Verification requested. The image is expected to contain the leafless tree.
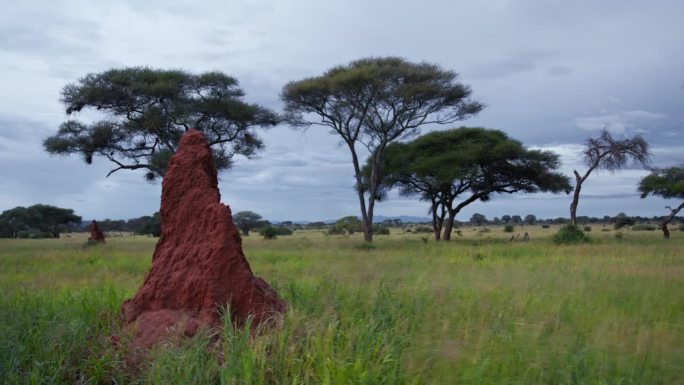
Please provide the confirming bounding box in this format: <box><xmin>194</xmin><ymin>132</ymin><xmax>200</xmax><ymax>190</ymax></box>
<box><xmin>570</xmin><ymin>128</ymin><xmax>650</xmax><ymax>224</ymax></box>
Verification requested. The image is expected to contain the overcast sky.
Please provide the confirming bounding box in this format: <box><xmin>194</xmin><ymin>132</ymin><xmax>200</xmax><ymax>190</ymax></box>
<box><xmin>0</xmin><ymin>0</ymin><xmax>682</xmax><ymax>222</ymax></box>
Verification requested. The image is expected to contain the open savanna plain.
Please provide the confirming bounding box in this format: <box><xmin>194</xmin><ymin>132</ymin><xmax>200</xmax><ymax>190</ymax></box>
<box><xmin>1</xmin><ymin>225</ymin><xmax>682</xmax><ymax>384</ymax></box>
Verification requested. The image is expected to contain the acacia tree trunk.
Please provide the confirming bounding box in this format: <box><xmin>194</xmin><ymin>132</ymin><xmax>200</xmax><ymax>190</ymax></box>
<box><xmin>661</xmin><ymin>202</ymin><xmax>684</xmax><ymax>240</ymax></box>
<box><xmin>348</xmin><ymin>142</ymin><xmax>373</xmax><ymax>242</ymax></box>
<box><xmin>442</xmin><ymin>207</ymin><xmax>457</xmax><ymax>241</ymax></box>
<box><xmin>570</xmin><ymin>170</ymin><xmax>583</xmax><ymax>225</ymax></box>
<box><xmin>430</xmin><ymin>199</ymin><xmax>446</xmax><ymax>241</ymax></box>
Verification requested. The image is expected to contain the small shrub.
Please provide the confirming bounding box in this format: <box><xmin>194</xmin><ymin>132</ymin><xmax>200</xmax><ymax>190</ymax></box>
<box><xmin>478</xmin><ymin>228</ymin><xmax>491</xmax><ymax>233</ymax></box>
<box><xmin>259</xmin><ymin>226</ymin><xmax>278</xmax><ymax>239</ymax></box>
<box><xmin>259</xmin><ymin>226</ymin><xmax>292</xmax><ymax>238</ymax></box>
<box><xmin>503</xmin><ymin>224</ymin><xmax>515</xmax><ymax>233</ymax></box>
<box><xmin>327</xmin><ymin>226</ymin><xmax>345</xmax><ymax>235</ymax></box>
<box><xmin>583</xmin><ymin>226</ymin><xmax>592</xmax><ymax>232</ymax></box>
<box><xmin>413</xmin><ymin>226</ymin><xmax>433</xmax><ymax>234</ymax></box>
<box><xmin>601</xmin><ymin>228</ymin><xmax>611</xmax><ymax>232</ymax></box>
<box><xmin>631</xmin><ymin>224</ymin><xmax>657</xmax><ymax>231</ymax></box>
<box><xmin>373</xmin><ymin>226</ymin><xmax>390</xmax><ymax>235</ymax></box>
<box><xmin>614</xmin><ymin>232</ymin><xmax>623</xmax><ymax>240</ymax></box>
<box><xmin>678</xmin><ymin>224</ymin><xmax>684</xmax><ymax>231</ymax></box>
<box><xmin>553</xmin><ymin>224</ymin><xmax>591</xmax><ymax>244</ymax></box>
<box><xmin>541</xmin><ymin>224</ymin><xmax>550</xmax><ymax>229</ymax></box>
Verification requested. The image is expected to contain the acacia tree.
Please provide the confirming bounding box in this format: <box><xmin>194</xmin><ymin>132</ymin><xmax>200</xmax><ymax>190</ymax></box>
<box><xmin>570</xmin><ymin>129</ymin><xmax>650</xmax><ymax>224</ymax></box>
<box><xmin>281</xmin><ymin>57</ymin><xmax>482</xmax><ymax>242</ymax></box>
<box><xmin>371</xmin><ymin>128</ymin><xmax>571</xmax><ymax>240</ymax></box>
<box><xmin>44</xmin><ymin>67</ymin><xmax>278</xmax><ymax>180</ymax></box>
<box><xmin>638</xmin><ymin>166</ymin><xmax>684</xmax><ymax>239</ymax></box>
<box><xmin>232</xmin><ymin>211</ymin><xmax>267</xmax><ymax>236</ymax></box>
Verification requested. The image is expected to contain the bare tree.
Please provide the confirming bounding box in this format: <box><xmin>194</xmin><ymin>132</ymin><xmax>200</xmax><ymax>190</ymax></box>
<box><xmin>570</xmin><ymin>128</ymin><xmax>650</xmax><ymax>224</ymax></box>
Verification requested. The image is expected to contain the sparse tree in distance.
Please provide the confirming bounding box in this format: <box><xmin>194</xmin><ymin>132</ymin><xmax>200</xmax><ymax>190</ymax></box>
<box><xmin>470</xmin><ymin>213</ymin><xmax>487</xmax><ymax>226</ymax></box>
<box><xmin>233</xmin><ymin>211</ymin><xmax>267</xmax><ymax>236</ymax></box>
<box><xmin>370</xmin><ymin>128</ymin><xmax>571</xmax><ymax>240</ymax></box>
<box><xmin>570</xmin><ymin>128</ymin><xmax>650</xmax><ymax>224</ymax></box>
<box><xmin>524</xmin><ymin>214</ymin><xmax>537</xmax><ymax>225</ymax></box>
<box><xmin>44</xmin><ymin>67</ymin><xmax>278</xmax><ymax>181</ymax></box>
<box><xmin>638</xmin><ymin>166</ymin><xmax>684</xmax><ymax>239</ymax></box>
<box><xmin>511</xmin><ymin>215</ymin><xmax>523</xmax><ymax>225</ymax></box>
<box><xmin>281</xmin><ymin>57</ymin><xmax>483</xmax><ymax>242</ymax></box>
<box><xmin>501</xmin><ymin>215</ymin><xmax>512</xmax><ymax>224</ymax></box>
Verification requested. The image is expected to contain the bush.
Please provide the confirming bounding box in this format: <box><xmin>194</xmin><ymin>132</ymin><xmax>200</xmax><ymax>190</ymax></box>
<box><xmin>31</xmin><ymin>231</ymin><xmax>54</xmax><ymax>239</ymax></box>
<box><xmin>413</xmin><ymin>226</ymin><xmax>433</xmax><ymax>234</ymax></box>
<box><xmin>614</xmin><ymin>232</ymin><xmax>623</xmax><ymax>240</ymax></box>
<box><xmin>327</xmin><ymin>226</ymin><xmax>345</xmax><ymax>235</ymax></box>
<box><xmin>678</xmin><ymin>224</ymin><xmax>684</xmax><ymax>231</ymax></box>
<box><xmin>503</xmin><ymin>224</ymin><xmax>515</xmax><ymax>233</ymax></box>
<box><xmin>478</xmin><ymin>228</ymin><xmax>491</xmax><ymax>233</ymax></box>
<box><xmin>583</xmin><ymin>226</ymin><xmax>592</xmax><ymax>232</ymax></box>
<box><xmin>258</xmin><ymin>225</ymin><xmax>292</xmax><ymax>239</ymax></box>
<box><xmin>260</xmin><ymin>226</ymin><xmax>278</xmax><ymax>239</ymax></box>
<box><xmin>553</xmin><ymin>224</ymin><xmax>591</xmax><ymax>244</ymax></box>
<box><xmin>631</xmin><ymin>224</ymin><xmax>657</xmax><ymax>231</ymax></box>
<box><xmin>541</xmin><ymin>224</ymin><xmax>550</xmax><ymax>229</ymax></box>
<box><xmin>373</xmin><ymin>226</ymin><xmax>390</xmax><ymax>235</ymax></box>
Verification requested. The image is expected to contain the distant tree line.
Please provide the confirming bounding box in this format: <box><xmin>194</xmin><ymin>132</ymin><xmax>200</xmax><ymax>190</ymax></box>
<box><xmin>0</xmin><ymin>205</ymin><xmax>81</xmax><ymax>238</ymax></box>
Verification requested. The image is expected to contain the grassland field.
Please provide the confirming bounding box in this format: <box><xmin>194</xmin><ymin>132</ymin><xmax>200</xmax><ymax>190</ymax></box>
<box><xmin>1</xmin><ymin>224</ymin><xmax>682</xmax><ymax>384</ymax></box>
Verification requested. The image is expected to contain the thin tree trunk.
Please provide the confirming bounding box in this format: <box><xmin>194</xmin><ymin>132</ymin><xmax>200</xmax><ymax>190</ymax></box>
<box><xmin>570</xmin><ymin>170</ymin><xmax>583</xmax><ymax>225</ymax></box>
<box><xmin>661</xmin><ymin>202</ymin><xmax>684</xmax><ymax>240</ymax></box>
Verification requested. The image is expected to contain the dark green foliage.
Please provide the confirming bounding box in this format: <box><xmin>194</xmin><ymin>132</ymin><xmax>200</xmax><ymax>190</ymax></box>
<box><xmin>583</xmin><ymin>226</ymin><xmax>592</xmax><ymax>232</ymax></box>
<box><xmin>373</xmin><ymin>226</ymin><xmax>390</xmax><ymax>235</ymax></box>
<box><xmin>258</xmin><ymin>225</ymin><xmax>293</xmax><ymax>239</ymax></box>
<box><xmin>470</xmin><ymin>213</ymin><xmax>487</xmax><ymax>226</ymax></box>
<box><xmin>282</xmin><ymin>57</ymin><xmax>483</xmax><ymax>242</ymax></box>
<box><xmin>638</xmin><ymin>166</ymin><xmax>684</xmax><ymax>199</ymax></box>
<box><xmin>369</xmin><ymin>127</ymin><xmax>571</xmax><ymax>240</ymax></box>
<box><xmin>260</xmin><ymin>226</ymin><xmax>278</xmax><ymax>239</ymax></box>
<box><xmin>333</xmin><ymin>216</ymin><xmax>364</xmax><ymax>235</ymax></box>
<box><xmin>412</xmin><ymin>226</ymin><xmax>433</xmax><ymax>233</ymax></box>
<box><xmin>631</xmin><ymin>224</ymin><xmax>657</xmax><ymax>231</ymax></box>
<box><xmin>233</xmin><ymin>211</ymin><xmax>267</xmax><ymax>236</ymax></box>
<box><xmin>44</xmin><ymin>67</ymin><xmax>278</xmax><ymax>180</ymax></box>
<box><xmin>614</xmin><ymin>213</ymin><xmax>635</xmax><ymax>230</ymax></box>
<box><xmin>140</xmin><ymin>212</ymin><xmax>161</xmax><ymax>237</ymax></box>
<box><xmin>553</xmin><ymin>224</ymin><xmax>591</xmax><ymax>244</ymax></box>
<box><xmin>503</xmin><ymin>224</ymin><xmax>515</xmax><ymax>233</ymax></box>
<box><xmin>524</xmin><ymin>214</ymin><xmax>537</xmax><ymax>225</ymax></box>
<box><xmin>327</xmin><ymin>226</ymin><xmax>346</xmax><ymax>235</ymax></box>
<box><xmin>638</xmin><ymin>166</ymin><xmax>684</xmax><ymax>239</ymax></box>
<box><xmin>0</xmin><ymin>205</ymin><xmax>81</xmax><ymax>238</ymax></box>
<box><xmin>542</xmin><ymin>224</ymin><xmax>550</xmax><ymax>229</ymax></box>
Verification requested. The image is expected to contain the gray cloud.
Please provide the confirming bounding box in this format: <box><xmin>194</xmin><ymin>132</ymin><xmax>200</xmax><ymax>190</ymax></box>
<box><xmin>1</xmin><ymin>0</ymin><xmax>683</xmax><ymax>221</ymax></box>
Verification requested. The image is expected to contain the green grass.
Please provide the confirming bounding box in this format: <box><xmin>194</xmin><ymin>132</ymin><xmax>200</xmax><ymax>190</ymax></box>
<box><xmin>0</xmin><ymin>226</ymin><xmax>682</xmax><ymax>384</ymax></box>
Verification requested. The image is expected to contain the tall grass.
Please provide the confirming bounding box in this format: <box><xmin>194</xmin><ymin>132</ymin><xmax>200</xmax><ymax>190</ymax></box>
<box><xmin>0</xmin><ymin>227</ymin><xmax>682</xmax><ymax>384</ymax></box>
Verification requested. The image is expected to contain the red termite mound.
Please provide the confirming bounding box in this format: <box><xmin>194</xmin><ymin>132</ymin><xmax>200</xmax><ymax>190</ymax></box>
<box><xmin>88</xmin><ymin>220</ymin><xmax>106</xmax><ymax>242</ymax></box>
<box><xmin>120</xmin><ymin>129</ymin><xmax>286</xmax><ymax>348</ymax></box>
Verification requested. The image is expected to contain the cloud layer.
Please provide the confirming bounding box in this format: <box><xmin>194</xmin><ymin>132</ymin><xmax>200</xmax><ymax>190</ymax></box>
<box><xmin>0</xmin><ymin>0</ymin><xmax>682</xmax><ymax>221</ymax></box>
